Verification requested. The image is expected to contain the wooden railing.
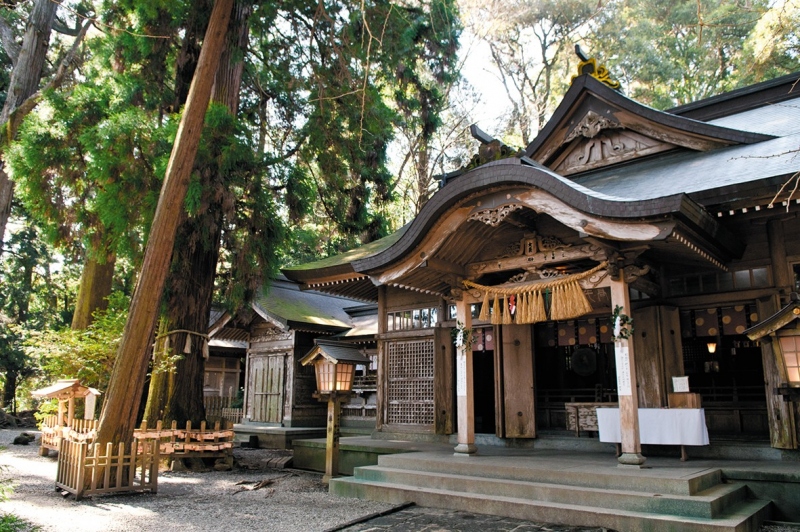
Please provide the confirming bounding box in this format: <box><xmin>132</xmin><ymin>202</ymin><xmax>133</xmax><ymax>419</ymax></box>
<box><xmin>220</xmin><ymin>407</ymin><xmax>243</xmax><ymax>425</ymax></box>
<box><xmin>134</xmin><ymin>420</ymin><xmax>234</xmax><ymax>458</ymax></box>
<box><xmin>56</xmin><ymin>437</ymin><xmax>158</xmax><ymax>500</ymax></box>
<box><xmin>39</xmin><ymin>415</ymin><xmax>99</xmax><ymax>456</ymax></box>
<box><xmin>203</xmin><ymin>396</ymin><xmax>235</xmax><ymax>423</ymax></box>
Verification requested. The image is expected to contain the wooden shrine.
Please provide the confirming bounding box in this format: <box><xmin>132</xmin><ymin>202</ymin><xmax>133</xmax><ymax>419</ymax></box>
<box><xmin>32</xmin><ymin>379</ymin><xmax>101</xmax><ymax>456</ymax></box>
<box><xmin>283</xmin><ymin>66</ymin><xmax>800</xmax><ymax>459</ymax></box>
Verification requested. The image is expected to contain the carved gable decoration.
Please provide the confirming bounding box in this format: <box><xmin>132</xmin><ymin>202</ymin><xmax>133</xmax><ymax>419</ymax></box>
<box><xmin>524</xmin><ymin>76</ymin><xmax>771</xmax><ymax>176</ymax></box>
<box><xmin>553</xmin><ymin>127</ymin><xmax>677</xmax><ymax>175</ymax></box>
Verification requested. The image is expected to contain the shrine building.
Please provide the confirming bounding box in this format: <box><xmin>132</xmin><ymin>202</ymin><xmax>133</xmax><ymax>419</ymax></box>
<box><xmin>283</xmin><ymin>65</ymin><xmax>800</xmax><ymax>462</ymax></box>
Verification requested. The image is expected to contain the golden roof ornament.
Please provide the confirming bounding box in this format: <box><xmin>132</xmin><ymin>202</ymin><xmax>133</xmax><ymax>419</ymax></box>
<box><xmin>572</xmin><ymin>45</ymin><xmax>621</xmax><ymax>90</ymax></box>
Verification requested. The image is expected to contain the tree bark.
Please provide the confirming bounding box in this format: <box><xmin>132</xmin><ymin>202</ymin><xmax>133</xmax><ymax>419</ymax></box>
<box><xmin>96</xmin><ymin>0</ymin><xmax>234</xmax><ymax>447</ymax></box>
<box><xmin>143</xmin><ymin>318</ymin><xmax>172</xmax><ymax>426</ymax></box>
<box><xmin>148</xmin><ymin>0</ymin><xmax>251</xmax><ymax>429</ymax></box>
<box><xmin>3</xmin><ymin>372</ymin><xmax>17</xmax><ymax>413</ymax></box>
<box><xmin>0</xmin><ymin>0</ymin><xmax>57</xmax><ymax>251</ymax></box>
<box><xmin>71</xmin><ymin>245</ymin><xmax>116</xmax><ymax>330</ymax></box>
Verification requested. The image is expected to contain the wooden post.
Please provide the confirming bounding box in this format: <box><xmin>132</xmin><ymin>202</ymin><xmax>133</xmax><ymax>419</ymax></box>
<box><xmin>57</xmin><ymin>399</ymin><xmax>65</xmax><ymax>426</ymax></box>
<box><xmin>67</xmin><ymin>397</ymin><xmax>75</xmax><ymax>427</ymax></box>
<box><xmin>454</xmin><ymin>299</ymin><xmax>477</xmax><ymax>455</ymax></box>
<box><xmin>610</xmin><ymin>270</ymin><xmax>645</xmax><ymax>467</ymax></box>
<box><xmin>322</xmin><ymin>392</ymin><xmax>346</xmax><ymax>483</ymax></box>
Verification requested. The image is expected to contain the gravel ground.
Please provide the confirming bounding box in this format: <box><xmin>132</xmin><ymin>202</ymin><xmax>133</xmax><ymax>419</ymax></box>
<box><xmin>0</xmin><ymin>429</ymin><xmax>395</xmax><ymax>532</ymax></box>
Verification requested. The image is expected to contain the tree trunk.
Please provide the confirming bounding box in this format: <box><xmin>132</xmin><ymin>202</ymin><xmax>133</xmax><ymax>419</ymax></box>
<box><xmin>96</xmin><ymin>0</ymin><xmax>234</xmax><ymax>447</ymax></box>
<box><xmin>143</xmin><ymin>318</ymin><xmax>172</xmax><ymax>426</ymax></box>
<box><xmin>71</xmin><ymin>249</ymin><xmax>116</xmax><ymax>330</ymax></box>
<box><xmin>3</xmin><ymin>371</ymin><xmax>17</xmax><ymax>413</ymax></box>
<box><xmin>0</xmin><ymin>0</ymin><xmax>57</xmax><ymax>253</ymax></box>
<box><xmin>157</xmin><ymin>0</ymin><xmax>251</xmax><ymax>428</ymax></box>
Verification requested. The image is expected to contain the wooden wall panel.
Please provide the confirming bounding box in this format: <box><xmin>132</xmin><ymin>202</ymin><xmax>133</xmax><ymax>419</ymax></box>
<box><xmin>631</xmin><ymin>306</ymin><xmax>665</xmax><ymax>408</ymax></box>
<box><xmin>434</xmin><ymin>327</ymin><xmax>454</xmax><ymax>435</ymax></box>
<box><xmin>501</xmin><ymin>324</ymin><xmax>536</xmax><ymax>438</ymax></box>
<box><xmin>660</xmin><ymin>306</ymin><xmax>685</xmax><ymax>392</ymax></box>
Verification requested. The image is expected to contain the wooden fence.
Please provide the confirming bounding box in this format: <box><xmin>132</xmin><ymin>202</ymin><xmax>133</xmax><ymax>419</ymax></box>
<box><xmin>134</xmin><ymin>419</ymin><xmax>234</xmax><ymax>458</ymax></box>
<box><xmin>203</xmin><ymin>396</ymin><xmax>241</xmax><ymax>424</ymax></box>
<box><xmin>220</xmin><ymin>407</ymin><xmax>243</xmax><ymax>425</ymax></box>
<box><xmin>56</xmin><ymin>437</ymin><xmax>158</xmax><ymax>500</ymax></box>
<box><xmin>39</xmin><ymin>415</ymin><xmax>99</xmax><ymax>456</ymax></box>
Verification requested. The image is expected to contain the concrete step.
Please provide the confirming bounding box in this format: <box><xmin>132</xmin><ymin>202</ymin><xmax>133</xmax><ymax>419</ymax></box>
<box><xmin>353</xmin><ymin>465</ymin><xmax>748</xmax><ymax>519</ymax></box>
<box><xmin>375</xmin><ymin>452</ymin><xmax>722</xmax><ymax>495</ymax></box>
<box><xmin>329</xmin><ymin>476</ymin><xmax>772</xmax><ymax>532</ymax></box>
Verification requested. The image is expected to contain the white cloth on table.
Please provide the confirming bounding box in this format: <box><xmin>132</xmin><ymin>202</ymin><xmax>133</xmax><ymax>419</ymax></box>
<box><xmin>596</xmin><ymin>407</ymin><xmax>709</xmax><ymax>446</ymax></box>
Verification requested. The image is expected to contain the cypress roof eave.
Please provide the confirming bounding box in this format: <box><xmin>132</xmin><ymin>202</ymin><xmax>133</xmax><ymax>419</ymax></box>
<box><xmin>350</xmin><ymin>158</ymin><xmax>741</xmax><ymax>274</ymax></box>
<box><xmin>524</xmin><ymin>75</ymin><xmax>775</xmax><ymax>165</ymax></box>
<box><xmin>282</xmin><ymin>227</ymin><xmax>408</xmax><ymax>284</ymax></box>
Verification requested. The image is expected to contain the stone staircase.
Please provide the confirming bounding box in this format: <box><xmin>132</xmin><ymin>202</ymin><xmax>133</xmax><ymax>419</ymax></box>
<box><xmin>329</xmin><ymin>451</ymin><xmax>772</xmax><ymax>532</ymax></box>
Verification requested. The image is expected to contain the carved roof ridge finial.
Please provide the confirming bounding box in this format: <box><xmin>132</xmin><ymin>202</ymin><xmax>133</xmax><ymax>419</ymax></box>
<box><xmin>572</xmin><ymin>45</ymin><xmax>621</xmax><ymax>91</ymax></box>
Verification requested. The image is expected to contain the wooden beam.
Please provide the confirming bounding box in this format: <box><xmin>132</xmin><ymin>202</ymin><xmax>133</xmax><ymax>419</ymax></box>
<box><xmin>467</xmin><ymin>243</ymin><xmax>606</xmax><ymax>277</ymax></box>
<box><xmin>420</xmin><ymin>257</ymin><xmax>466</xmax><ymax>277</ymax></box>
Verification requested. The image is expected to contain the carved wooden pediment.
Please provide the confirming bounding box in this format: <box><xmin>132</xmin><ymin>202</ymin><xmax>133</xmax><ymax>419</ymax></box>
<box><xmin>553</xmin><ymin>127</ymin><xmax>676</xmax><ymax>175</ymax></box>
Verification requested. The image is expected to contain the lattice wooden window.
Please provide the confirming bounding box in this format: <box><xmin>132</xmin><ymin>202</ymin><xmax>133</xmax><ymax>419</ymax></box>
<box><xmin>386</xmin><ymin>339</ymin><xmax>434</xmax><ymax>425</ymax></box>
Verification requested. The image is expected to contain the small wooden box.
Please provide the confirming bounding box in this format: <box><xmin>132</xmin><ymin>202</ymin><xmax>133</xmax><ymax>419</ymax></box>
<box><xmin>668</xmin><ymin>392</ymin><xmax>702</xmax><ymax>408</ymax></box>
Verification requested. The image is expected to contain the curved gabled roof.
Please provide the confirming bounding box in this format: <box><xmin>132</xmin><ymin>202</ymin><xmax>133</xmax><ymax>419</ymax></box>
<box><xmin>526</xmin><ymin>75</ymin><xmax>774</xmax><ymax>175</ymax></box>
<box><xmin>350</xmin><ymin>158</ymin><xmax>740</xmax><ymax>275</ymax></box>
<box><xmin>284</xmin><ymin>157</ymin><xmax>742</xmax><ymax>298</ymax></box>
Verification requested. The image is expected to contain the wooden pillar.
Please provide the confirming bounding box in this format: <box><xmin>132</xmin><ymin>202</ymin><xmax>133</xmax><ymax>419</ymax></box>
<box><xmin>57</xmin><ymin>399</ymin><xmax>65</xmax><ymax>426</ymax></box>
<box><xmin>67</xmin><ymin>396</ymin><xmax>75</xmax><ymax>426</ymax></box>
<box><xmin>322</xmin><ymin>393</ymin><xmax>345</xmax><ymax>483</ymax></box>
<box><xmin>610</xmin><ymin>270</ymin><xmax>645</xmax><ymax>467</ymax></box>
<box><xmin>376</xmin><ymin>285</ymin><xmax>387</xmax><ymax>431</ymax></box>
<box><xmin>767</xmin><ymin>219</ymin><xmax>792</xmax><ymax>292</ymax></box>
<box><xmin>454</xmin><ymin>299</ymin><xmax>476</xmax><ymax>454</ymax></box>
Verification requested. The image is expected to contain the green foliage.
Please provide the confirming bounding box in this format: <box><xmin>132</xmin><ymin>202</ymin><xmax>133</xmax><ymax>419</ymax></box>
<box><xmin>22</xmin><ymin>292</ymin><xmax>129</xmax><ymax>394</ymax></box>
<box><xmin>0</xmin><ymin>513</ymin><xmax>39</xmax><ymax>532</ymax></box>
<box><xmin>7</xmin><ymin>79</ymin><xmax>174</xmax><ymax>263</ymax></box>
<box><xmin>589</xmin><ymin>0</ymin><xmax>799</xmax><ymax>108</ymax></box>
<box><xmin>32</xmin><ymin>399</ymin><xmax>57</xmax><ymax>426</ymax></box>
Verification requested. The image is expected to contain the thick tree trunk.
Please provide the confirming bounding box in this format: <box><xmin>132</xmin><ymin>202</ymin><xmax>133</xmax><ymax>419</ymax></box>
<box><xmin>162</xmin><ymin>225</ymin><xmax>222</xmax><ymax>424</ymax></box>
<box><xmin>0</xmin><ymin>0</ymin><xmax>57</xmax><ymax>252</ymax></box>
<box><xmin>96</xmin><ymin>0</ymin><xmax>234</xmax><ymax>447</ymax></box>
<box><xmin>71</xmin><ymin>250</ymin><xmax>116</xmax><ymax>330</ymax></box>
<box><xmin>148</xmin><ymin>0</ymin><xmax>251</xmax><ymax>429</ymax></box>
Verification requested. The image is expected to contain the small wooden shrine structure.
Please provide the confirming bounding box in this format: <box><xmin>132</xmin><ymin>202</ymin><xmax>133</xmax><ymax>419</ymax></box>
<box><xmin>284</xmin><ymin>63</ymin><xmax>800</xmax><ymax>461</ymax></box>
<box><xmin>33</xmin><ymin>379</ymin><xmax>101</xmax><ymax>456</ymax></box>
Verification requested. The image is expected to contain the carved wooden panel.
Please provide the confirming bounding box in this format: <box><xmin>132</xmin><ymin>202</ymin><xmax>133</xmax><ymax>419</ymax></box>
<box><xmin>553</xmin><ymin>129</ymin><xmax>675</xmax><ymax>175</ymax></box>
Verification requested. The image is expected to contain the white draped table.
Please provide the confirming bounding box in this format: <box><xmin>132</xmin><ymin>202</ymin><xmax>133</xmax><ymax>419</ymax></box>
<box><xmin>596</xmin><ymin>407</ymin><xmax>709</xmax><ymax>460</ymax></box>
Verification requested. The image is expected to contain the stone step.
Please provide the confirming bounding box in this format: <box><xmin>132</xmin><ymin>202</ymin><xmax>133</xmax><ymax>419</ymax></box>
<box><xmin>354</xmin><ymin>465</ymin><xmax>748</xmax><ymax>519</ymax></box>
<box><xmin>375</xmin><ymin>451</ymin><xmax>722</xmax><ymax>495</ymax></box>
<box><xmin>329</xmin><ymin>476</ymin><xmax>772</xmax><ymax>532</ymax></box>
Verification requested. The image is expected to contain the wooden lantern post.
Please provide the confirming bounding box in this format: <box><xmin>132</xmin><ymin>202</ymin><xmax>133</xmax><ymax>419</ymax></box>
<box><xmin>300</xmin><ymin>340</ymin><xmax>371</xmax><ymax>483</ymax></box>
